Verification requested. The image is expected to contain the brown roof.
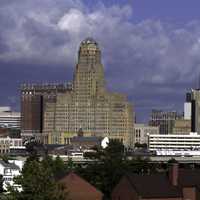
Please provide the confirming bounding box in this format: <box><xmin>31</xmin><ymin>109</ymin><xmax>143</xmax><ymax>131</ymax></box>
<box><xmin>126</xmin><ymin>173</ymin><xmax>182</xmax><ymax>198</ymax></box>
<box><xmin>59</xmin><ymin>172</ymin><xmax>103</xmax><ymax>200</ymax></box>
<box><xmin>178</xmin><ymin>169</ymin><xmax>200</xmax><ymax>187</ymax></box>
<box><xmin>124</xmin><ymin>169</ymin><xmax>200</xmax><ymax>198</ymax></box>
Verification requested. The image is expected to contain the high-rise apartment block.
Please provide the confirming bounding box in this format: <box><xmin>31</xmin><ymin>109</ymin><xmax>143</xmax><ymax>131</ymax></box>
<box><xmin>21</xmin><ymin>38</ymin><xmax>134</xmax><ymax>146</ymax></box>
<box><xmin>149</xmin><ymin>110</ymin><xmax>181</xmax><ymax>134</ymax></box>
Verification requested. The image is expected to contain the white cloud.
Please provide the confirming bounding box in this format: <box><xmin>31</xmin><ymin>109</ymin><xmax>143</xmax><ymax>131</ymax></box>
<box><xmin>1</xmin><ymin>0</ymin><xmax>200</xmax><ymax>118</ymax></box>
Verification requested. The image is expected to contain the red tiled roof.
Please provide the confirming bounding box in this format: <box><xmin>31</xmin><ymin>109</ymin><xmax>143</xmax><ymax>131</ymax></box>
<box><xmin>59</xmin><ymin>172</ymin><xmax>103</xmax><ymax>200</ymax></box>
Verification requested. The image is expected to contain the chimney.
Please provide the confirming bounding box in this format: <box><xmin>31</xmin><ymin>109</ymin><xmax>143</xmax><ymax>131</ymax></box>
<box><xmin>169</xmin><ymin>163</ymin><xmax>179</xmax><ymax>186</ymax></box>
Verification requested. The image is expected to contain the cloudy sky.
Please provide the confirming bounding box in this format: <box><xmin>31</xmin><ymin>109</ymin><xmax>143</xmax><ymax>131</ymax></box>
<box><xmin>1</xmin><ymin>0</ymin><xmax>200</xmax><ymax>122</ymax></box>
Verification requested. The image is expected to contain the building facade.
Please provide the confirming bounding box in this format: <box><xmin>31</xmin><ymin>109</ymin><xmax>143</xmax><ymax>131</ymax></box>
<box><xmin>148</xmin><ymin>132</ymin><xmax>200</xmax><ymax>153</ymax></box>
<box><xmin>0</xmin><ymin>107</ymin><xmax>20</xmax><ymax>129</ymax></box>
<box><xmin>149</xmin><ymin>110</ymin><xmax>182</xmax><ymax>135</ymax></box>
<box><xmin>172</xmin><ymin>119</ymin><xmax>191</xmax><ymax>135</ymax></box>
<box><xmin>112</xmin><ymin>165</ymin><xmax>200</xmax><ymax>200</ymax></box>
<box><xmin>21</xmin><ymin>83</ymin><xmax>71</xmax><ymax>139</ymax></box>
<box><xmin>134</xmin><ymin>124</ymin><xmax>159</xmax><ymax>146</ymax></box>
<box><xmin>0</xmin><ymin>137</ymin><xmax>25</xmax><ymax>154</ymax></box>
<box><xmin>187</xmin><ymin>89</ymin><xmax>200</xmax><ymax>133</ymax></box>
<box><xmin>21</xmin><ymin>38</ymin><xmax>134</xmax><ymax>146</ymax></box>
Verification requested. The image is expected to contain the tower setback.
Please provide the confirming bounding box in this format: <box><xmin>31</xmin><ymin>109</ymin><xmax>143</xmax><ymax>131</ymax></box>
<box><xmin>21</xmin><ymin>38</ymin><xmax>134</xmax><ymax>146</ymax></box>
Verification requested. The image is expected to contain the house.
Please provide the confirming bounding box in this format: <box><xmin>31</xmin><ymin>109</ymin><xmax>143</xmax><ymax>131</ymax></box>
<box><xmin>58</xmin><ymin>172</ymin><xmax>103</xmax><ymax>200</ymax></box>
<box><xmin>0</xmin><ymin>160</ymin><xmax>21</xmax><ymax>190</ymax></box>
<box><xmin>112</xmin><ymin>164</ymin><xmax>200</xmax><ymax>200</ymax></box>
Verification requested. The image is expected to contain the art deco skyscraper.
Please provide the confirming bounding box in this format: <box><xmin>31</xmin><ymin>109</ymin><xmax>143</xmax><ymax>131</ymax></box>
<box><xmin>23</xmin><ymin>38</ymin><xmax>134</xmax><ymax>146</ymax></box>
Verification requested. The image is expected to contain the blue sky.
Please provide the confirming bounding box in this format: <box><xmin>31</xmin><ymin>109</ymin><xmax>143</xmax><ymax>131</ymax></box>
<box><xmin>1</xmin><ymin>0</ymin><xmax>200</xmax><ymax>122</ymax></box>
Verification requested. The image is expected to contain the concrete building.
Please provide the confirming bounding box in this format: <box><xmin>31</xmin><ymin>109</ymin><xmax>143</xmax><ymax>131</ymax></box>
<box><xmin>184</xmin><ymin>92</ymin><xmax>192</xmax><ymax>120</ymax></box>
<box><xmin>21</xmin><ymin>38</ymin><xmax>134</xmax><ymax>146</ymax></box>
<box><xmin>0</xmin><ymin>137</ymin><xmax>25</xmax><ymax>154</ymax></box>
<box><xmin>148</xmin><ymin>132</ymin><xmax>200</xmax><ymax>154</ymax></box>
<box><xmin>21</xmin><ymin>83</ymin><xmax>71</xmax><ymax>140</ymax></box>
<box><xmin>0</xmin><ymin>107</ymin><xmax>20</xmax><ymax>129</ymax></box>
<box><xmin>134</xmin><ymin>124</ymin><xmax>159</xmax><ymax>146</ymax></box>
<box><xmin>172</xmin><ymin>119</ymin><xmax>191</xmax><ymax>135</ymax></box>
<box><xmin>186</xmin><ymin>89</ymin><xmax>200</xmax><ymax>133</ymax></box>
<box><xmin>149</xmin><ymin>110</ymin><xmax>182</xmax><ymax>135</ymax></box>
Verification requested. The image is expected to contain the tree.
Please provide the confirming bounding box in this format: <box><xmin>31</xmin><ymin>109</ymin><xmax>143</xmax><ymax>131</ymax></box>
<box><xmin>77</xmin><ymin>140</ymin><xmax>127</xmax><ymax>199</ymax></box>
<box><xmin>0</xmin><ymin>175</ymin><xmax>4</xmax><ymax>193</ymax></box>
<box><xmin>77</xmin><ymin>139</ymin><xmax>156</xmax><ymax>199</ymax></box>
<box><xmin>7</xmin><ymin>156</ymin><xmax>69</xmax><ymax>200</ymax></box>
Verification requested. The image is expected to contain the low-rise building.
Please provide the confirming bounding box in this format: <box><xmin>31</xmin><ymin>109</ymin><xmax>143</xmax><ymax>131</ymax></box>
<box><xmin>0</xmin><ymin>160</ymin><xmax>21</xmax><ymax>190</ymax></box>
<box><xmin>57</xmin><ymin>172</ymin><xmax>103</xmax><ymax>200</ymax></box>
<box><xmin>0</xmin><ymin>137</ymin><xmax>25</xmax><ymax>154</ymax></box>
<box><xmin>0</xmin><ymin>107</ymin><xmax>20</xmax><ymax>129</ymax></box>
<box><xmin>148</xmin><ymin>132</ymin><xmax>200</xmax><ymax>150</ymax></box>
<box><xmin>134</xmin><ymin>124</ymin><xmax>159</xmax><ymax>146</ymax></box>
<box><xmin>112</xmin><ymin>164</ymin><xmax>200</xmax><ymax>200</ymax></box>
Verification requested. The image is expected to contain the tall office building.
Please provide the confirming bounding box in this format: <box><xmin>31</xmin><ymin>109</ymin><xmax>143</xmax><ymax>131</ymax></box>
<box><xmin>188</xmin><ymin>89</ymin><xmax>200</xmax><ymax>133</ymax></box>
<box><xmin>21</xmin><ymin>83</ymin><xmax>71</xmax><ymax>139</ymax></box>
<box><xmin>21</xmin><ymin>38</ymin><xmax>134</xmax><ymax>146</ymax></box>
<box><xmin>149</xmin><ymin>110</ymin><xmax>181</xmax><ymax>135</ymax></box>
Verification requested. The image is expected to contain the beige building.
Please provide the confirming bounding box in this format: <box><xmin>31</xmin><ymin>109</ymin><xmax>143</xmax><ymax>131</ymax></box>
<box><xmin>43</xmin><ymin>38</ymin><xmax>134</xmax><ymax>146</ymax></box>
<box><xmin>172</xmin><ymin>119</ymin><xmax>191</xmax><ymax>134</ymax></box>
<box><xmin>134</xmin><ymin>123</ymin><xmax>159</xmax><ymax>145</ymax></box>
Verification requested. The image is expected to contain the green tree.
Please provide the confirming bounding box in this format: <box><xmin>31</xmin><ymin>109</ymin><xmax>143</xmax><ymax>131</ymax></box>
<box><xmin>77</xmin><ymin>139</ymin><xmax>156</xmax><ymax>199</ymax></box>
<box><xmin>7</xmin><ymin>156</ymin><xmax>69</xmax><ymax>200</ymax></box>
<box><xmin>0</xmin><ymin>175</ymin><xmax>4</xmax><ymax>193</ymax></box>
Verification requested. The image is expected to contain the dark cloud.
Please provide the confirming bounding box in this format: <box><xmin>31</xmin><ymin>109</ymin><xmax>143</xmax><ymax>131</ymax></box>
<box><xmin>0</xmin><ymin>1</ymin><xmax>200</xmax><ymax>122</ymax></box>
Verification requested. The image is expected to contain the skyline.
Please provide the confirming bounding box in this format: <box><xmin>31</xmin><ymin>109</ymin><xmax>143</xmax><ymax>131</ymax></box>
<box><xmin>1</xmin><ymin>1</ymin><xmax>200</xmax><ymax>122</ymax></box>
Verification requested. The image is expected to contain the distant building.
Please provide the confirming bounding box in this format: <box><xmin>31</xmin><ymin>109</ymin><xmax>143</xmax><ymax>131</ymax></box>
<box><xmin>0</xmin><ymin>107</ymin><xmax>20</xmax><ymax>129</ymax></box>
<box><xmin>148</xmin><ymin>132</ymin><xmax>200</xmax><ymax>155</ymax></box>
<box><xmin>172</xmin><ymin>119</ymin><xmax>191</xmax><ymax>134</ymax></box>
<box><xmin>149</xmin><ymin>110</ymin><xmax>182</xmax><ymax>134</ymax></box>
<box><xmin>57</xmin><ymin>172</ymin><xmax>103</xmax><ymax>200</ymax></box>
<box><xmin>0</xmin><ymin>137</ymin><xmax>25</xmax><ymax>154</ymax></box>
<box><xmin>186</xmin><ymin>89</ymin><xmax>200</xmax><ymax>133</ymax></box>
<box><xmin>21</xmin><ymin>83</ymin><xmax>71</xmax><ymax>139</ymax></box>
<box><xmin>0</xmin><ymin>160</ymin><xmax>21</xmax><ymax>191</ymax></box>
<box><xmin>112</xmin><ymin>164</ymin><xmax>200</xmax><ymax>200</ymax></box>
<box><xmin>134</xmin><ymin>124</ymin><xmax>159</xmax><ymax>146</ymax></box>
<box><xmin>21</xmin><ymin>38</ymin><xmax>134</xmax><ymax>146</ymax></box>
<box><xmin>71</xmin><ymin>136</ymin><xmax>102</xmax><ymax>150</ymax></box>
<box><xmin>184</xmin><ymin>92</ymin><xmax>192</xmax><ymax>120</ymax></box>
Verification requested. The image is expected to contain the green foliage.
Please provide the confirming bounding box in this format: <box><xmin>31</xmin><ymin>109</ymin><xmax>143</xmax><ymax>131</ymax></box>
<box><xmin>7</xmin><ymin>155</ymin><xmax>69</xmax><ymax>200</ymax></box>
<box><xmin>77</xmin><ymin>139</ymin><xmax>155</xmax><ymax>199</ymax></box>
<box><xmin>134</xmin><ymin>142</ymin><xmax>147</xmax><ymax>149</ymax></box>
<box><xmin>168</xmin><ymin>158</ymin><xmax>178</xmax><ymax>164</ymax></box>
<box><xmin>0</xmin><ymin>175</ymin><xmax>4</xmax><ymax>193</ymax></box>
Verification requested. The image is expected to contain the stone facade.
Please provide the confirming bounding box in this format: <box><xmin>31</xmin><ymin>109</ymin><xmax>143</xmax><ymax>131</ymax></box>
<box><xmin>172</xmin><ymin>119</ymin><xmax>191</xmax><ymax>134</ymax></box>
<box><xmin>149</xmin><ymin>110</ymin><xmax>182</xmax><ymax>135</ymax></box>
<box><xmin>41</xmin><ymin>38</ymin><xmax>134</xmax><ymax>146</ymax></box>
<box><xmin>134</xmin><ymin>124</ymin><xmax>159</xmax><ymax>146</ymax></box>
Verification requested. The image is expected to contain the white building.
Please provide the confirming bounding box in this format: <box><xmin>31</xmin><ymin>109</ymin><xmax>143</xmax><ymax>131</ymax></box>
<box><xmin>184</xmin><ymin>102</ymin><xmax>191</xmax><ymax>120</ymax></box>
<box><xmin>0</xmin><ymin>160</ymin><xmax>21</xmax><ymax>190</ymax></box>
<box><xmin>134</xmin><ymin>124</ymin><xmax>159</xmax><ymax>145</ymax></box>
<box><xmin>148</xmin><ymin>132</ymin><xmax>200</xmax><ymax>156</ymax></box>
<box><xmin>0</xmin><ymin>107</ymin><xmax>20</xmax><ymax>129</ymax></box>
